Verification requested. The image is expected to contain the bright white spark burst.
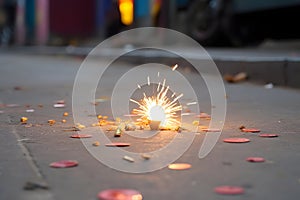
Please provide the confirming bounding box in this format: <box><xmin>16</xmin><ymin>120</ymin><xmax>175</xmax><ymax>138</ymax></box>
<box><xmin>130</xmin><ymin>80</ymin><xmax>183</xmax><ymax>128</ymax></box>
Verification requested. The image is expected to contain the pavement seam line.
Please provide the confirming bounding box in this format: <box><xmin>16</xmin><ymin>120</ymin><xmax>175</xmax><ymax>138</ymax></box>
<box><xmin>10</xmin><ymin>125</ymin><xmax>44</xmax><ymax>179</ymax></box>
<box><xmin>9</xmin><ymin>117</ymin><xmax>56</xmax><ymax>200</ymax></box>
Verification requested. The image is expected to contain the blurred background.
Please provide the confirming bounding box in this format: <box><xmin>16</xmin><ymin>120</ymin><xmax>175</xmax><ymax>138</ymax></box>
<box><xmin>1</xmin><ymin>0</ymin><xmax>300</xmax><ymax>47</ymax></box>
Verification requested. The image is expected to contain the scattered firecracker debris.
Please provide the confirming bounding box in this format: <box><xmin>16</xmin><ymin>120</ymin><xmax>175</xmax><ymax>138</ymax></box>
<box><xmin>105</xmin><ymin>143</ymin><xmax>131</xmax><ymax>147</ymax></box>
<box><xmin>63</xmin><ymin>112</ymin><xmax>69</xmax><ymax>116</ymax></box>
<box><xmin>192</xmin><ymin>120</ymin><xmax>199</xmax><ymax>126</ymax></box>
<box><xmin>53</xmin><ymin>104</ymin><xmax>65</xmax><ymax>108</ymax></box>
<box><xmin>70</xmin><ymin>134</ymin><xmax>92</xmax><ymax>139</ymax></box>
<box><xmin>195</xmin><ymin>112</ymin><xmax>211</xmax><ymax>119</ymax></box>
<box><xmin>259</xmin><ymin>133</ymin><xmax>279</xmax><ymax>138</ymax></box>
<box><xmin>62</xmin><ymin>127</ymin><xmax>80</xmax><ymax>132</ymax></box>
<box><xmin>50</xmin><ymin>160</ymin><xmax>78</xmax><ymax>168</ymax></box>
<box><xmin>242</xmin><ymin>128</ymin><xmax>260</xmax><ymax>133</ymax></box>
<box><xmin>246</xmin><ymin>157</ymin><xmax>265</xmax><ymax>163</ymax></box>
<box><xmin>24</xmin><ymin>124</ymin><xmax>33</xmax><ymax>128</ymax></box>
<box><xmin>114</xmin><ymin>128</ymin><xmax>122</xmax><ymax>137</ymax></box>
<box><xmin>55</xmin><ymin>100</ymin><xmax>65</xmax><ymax>104</ymax></box>
<box><xmin>202</xmin><ymin>128</ymin><xmax>221</xmax><ymax>132</ymax></box>
<box><xmin>20</xmin><ymin>117</ymin><xmax>28</xmax><ymax>124</ymax></box>
<box><xmin>224</xmin><ymin>72</ymin><xmax>247</xmax><ymax>83</ymax></box>
<box><xmin>98</xmin><ymin>189</ymin><xmax>142</xmax><ymax>200</ymax></box>
<box><xmin>239</xmin><ymin>125</ymin><xmax>245</xmax><ymax>130</ymax></box>
<box><xmin>223</xmin><ymin>138</ymin><xmax>250</xmax><ymax>143</ymax></box>
<box><xmin>48</xmin><ymin>119</ymin><xmax>56</xmax><ymax>125</ymax></box>
<box><xmin>14</xmin><ymin>86</ymin><xmax>23</xmax><ymax>90</ymax></box>
<box><xmin>93</xmin><ymin>141</ymin><xmax>100</xmax><ymax>146</ymax></box>
<box><xmin>123</xmin><ymin>156</ymin><xmax>135</xmax><ymax>162</ymax></box>
<box><xmin>176</xmin><ymin>126</ymin><xmax>183</xmax><ymax>133</ymax></box>
<box><xmin>239</xmin><ymin>125</ymin><xmax>260</xmax><ymax>133</ymax></box>
<box><xmin>92</xmin><ymin>122</ymin><xmax>101</xmax><ymax>127</ymax></box>
<box><xmin>95</xmin><ymin>97</ymin><xmax>110</xmax><ymax>103</ymax></box>
<box><xmin>141</xmin><ymin>154</ymin><xmax>151</xmax><ymax>160</ymax></box>
<box><xmin>168</xmin><ymin>163</ymin><xmax>192</xmax><ymax>170</ymax></box>
<box><xmin>125</xmin><ymin>123</ymin><xmax>136</xmax><ymax>131</ymax></box>
<box><xmin>214</xmin><ymin>185</ymin><xmax>245</xmax><ymax>195</ymax></box>
<box><xmin>106</xmin><ymin>126</ymin><xmax>118</xmax><ymax>131</ymax></box>
<box><xmin>23</xmin><ymin>181</ymin><xmax>49</xmax><ymax>190</ymax></box>
<box><xmin>76</xmin><ymin>123</ymin><xmax>86</xmax><ymax>129</ymax></box>
<box><xmin>197</xmin><ymin>126</ymin><xmax>208</xmax><ymax>132</ymax></box>
<box><xmin>6</xmin><ymin>104</ymin><xmax>20</xmax><ymax>107</ymax></box>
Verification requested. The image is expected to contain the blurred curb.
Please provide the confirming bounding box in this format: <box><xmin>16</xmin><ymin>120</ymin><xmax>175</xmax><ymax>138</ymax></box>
<box><xmin>1</xmin><ymin>46</ymin><xmax>300</xmax><ymax>89</ymax></box>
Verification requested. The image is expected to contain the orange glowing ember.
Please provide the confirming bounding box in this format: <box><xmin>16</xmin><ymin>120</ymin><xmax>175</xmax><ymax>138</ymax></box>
<box><xmin>130</xmin><ymin>79</ymin><xmax>182</xmax><ymax>128</ymax></box>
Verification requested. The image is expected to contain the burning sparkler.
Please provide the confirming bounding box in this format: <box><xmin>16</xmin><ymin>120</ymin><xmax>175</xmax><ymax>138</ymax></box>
<box><xmin>130</xmin><ymin>78</ymin><xmax>183</xmax><ymax>129</ymax></box>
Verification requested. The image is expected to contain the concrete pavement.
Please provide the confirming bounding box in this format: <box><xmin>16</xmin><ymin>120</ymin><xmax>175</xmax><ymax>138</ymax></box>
<box><xmin>0</xmin><ymin>53</ymin><xmax>300</xmax><ymax>200</ymax></box>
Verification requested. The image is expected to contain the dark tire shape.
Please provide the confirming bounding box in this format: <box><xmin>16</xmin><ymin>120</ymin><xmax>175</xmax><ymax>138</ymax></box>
<box><xmin>186</xmin><ymin>0</ymin><xmax>229</xmax><ymax>46</ymax></box>
<box><xmin>221</xmin><ymin>1</ymin><xmax>264</xmax><ymax>47</ymax></box>
<box><xmin>222</xmin><ymin>7</ymin><xmax>264</xmax><ymax>47</ymax></box>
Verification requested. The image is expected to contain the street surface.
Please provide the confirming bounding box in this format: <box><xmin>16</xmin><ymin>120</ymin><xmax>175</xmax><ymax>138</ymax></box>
<box><xmin>0</xmin><ymin>53</ymin><xmax>300</xmax><ymax>200</ymax></box>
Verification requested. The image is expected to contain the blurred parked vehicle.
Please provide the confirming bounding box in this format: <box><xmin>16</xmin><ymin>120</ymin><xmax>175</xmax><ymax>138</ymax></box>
<box><xmin>185</xmin><ymin>0</ymin><xmax>300</xmax><ymax>46</ymax></box>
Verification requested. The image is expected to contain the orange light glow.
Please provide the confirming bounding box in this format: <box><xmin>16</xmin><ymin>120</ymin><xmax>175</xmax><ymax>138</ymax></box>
<box><xmin>119</xmin><ymin>0</ymin><xmax>134</xmax><ymax>25</ymax></box>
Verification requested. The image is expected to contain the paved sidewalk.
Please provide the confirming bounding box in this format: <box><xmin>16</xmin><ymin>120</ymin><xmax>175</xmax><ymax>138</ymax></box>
<box><xmin>0</xmin><ymin>53</ymin><xmax>300</xmax><ymax>200</ymax></box>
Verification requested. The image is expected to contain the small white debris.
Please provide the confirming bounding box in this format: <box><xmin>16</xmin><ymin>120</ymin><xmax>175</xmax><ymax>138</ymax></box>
<box><xmin>53</xmin><ymin>104</ymin><xmax>65</xmax><ymax>108</ymax></box>
<box><xmin>123</xmin><ymin>156</ymin><xmax>135</xmax><ymax>162</ymax></box>
<box><xmin>264</xmin><ymin>83</ymin><xmax>274</xmax><ymax>89</ymax></box>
